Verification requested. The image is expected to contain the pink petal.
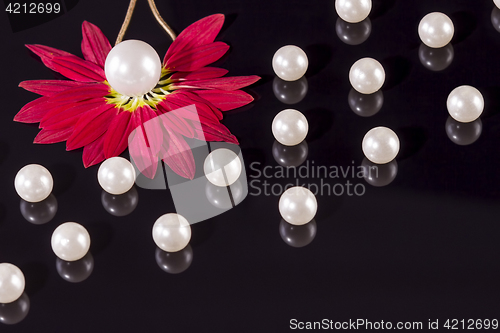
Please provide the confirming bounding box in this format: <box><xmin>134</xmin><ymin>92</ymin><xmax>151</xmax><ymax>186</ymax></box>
<box><xmin>171</xmin><ymin>75</ymin><xmax>260</xmax><ymax>91</ymax></box>
<box><xmin>166</xmin><ymin>42</ymin><xmax>229</xmax><ymax>72</ymax></box>
<box><xmin>25</xmin><ymin>44</ymin><xmax>73</xmax><ymax>71</ymax></box>
<box><xmin>140</xmin><ymin>107</ymin><xmax>163</xmax><ymax>156</ymax></box>
<box><xmin>83</xmin><ymin>135</ymin><xmax>106</xmax><ymax>168</ymax></box>
<box><xmin>66</xmin><ymin>104</ymin><xmax>116</xmax><ymax>150</ymax></box>
<box><xmin>169</xmin><ymin>67</ymin><xmax>228</xmax><ymax>81</ymax></box>
<box><xmin>103</xmin><ymin>111</ymin><xmax>133</xmax><ymax>158</ymax></box>
<box><xmin>40</xmin><ymin>99</ymin><xmax>104</xmax><ymax>130</ymax></box>
<box><xmin>164</xmin><ymin>14</ymin><xmax>225</xmax><ymax>64</ymax></box>
<box><xmin>81</xmin><ymin>21</ymin><xmax>112</xmax><ymax>68</ymax></box>
<box><xmin>19</xmin><ymin>80</ymin><xmax>89</xmax><ymax>97</ymax></box>
<box><xmin>128</xmin><ymin>125</ymin><xmax>158</xmax><ymax>179</ymax></box>
<box><xmin>191</xmin><ymin>118</ymin><xmax>238</xmax><ymax>144</ymax></box>
<box><xmin>161</xmin><ymin>128</ymin><xmax>196</xmax><ymax>180</ymax></box>
<box><xmin>51</xmin><ymin>55</ymin><xmax>106</xmax><ymax>82</ymax></box>
<box><xmin>33</xmin><ymin>127</ymin><xmax>73</xmax><ymax>144</ymax></box>
<box><xmin>158</xmin><ymin>111</ymin><xmax>195</xmax><ymax>138</ymax></box>
<box><xmin>163</xmin><ymin>91</ymin><xmax>223</xmax><ymax>121</ymax></box>
<box><xmin>14</xmin><ymin>96</ymin><xmax>51</xmax><ymax>123</ymax></box>
<box><xmin>194</xmin><ymin>90</ymin><xmax>254</xmax><ymax>111</ymax></box>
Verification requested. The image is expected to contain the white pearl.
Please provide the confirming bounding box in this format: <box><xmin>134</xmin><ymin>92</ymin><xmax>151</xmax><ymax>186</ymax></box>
<box><xmin>104</xmin><ymin>40</ymin><xmax>162</xmax><ymax>97</ymax></box>
<box><xmin>447</xmin><ymin>85</ymin><xmax>484</xmax><ymax>123</ymax></box>
<box><xmin>335</xmin><ymin>0</ymin><xmax>372</xmax><ymax>23</ymax></box>
<box><xmin>272</xmin><ymin>109</ymin><xmax>309</xmax><ymax>146</ymax></box>
<box><xmin>272</xmin><ymin>45</ymin><xmax>308</xmax><ymax>81</ymax></box>
<box><xmin>152</xmin><ymin>214</ymin><xmax>191</xmax><ymax>252</ymax></box>
<box><xmin>418</xmin><ymin>12</ymin><xmax>454</xmax><ymax>48</ymax></box>
<box><xmin>496</xmin><ymin>0</ymin><xmax>500</xmax><ymax>9</ymax></box>
<box><xmin>14</xmin><ymin>164</ymin><xmax>53</xmax><ymax>203</ymax></box>
<box><xmin>204</xmin><ymin>149</ymin><xmax>242</xmax><ymax>187</ymax></box>
<box><xmin>362</xmin><ymin>126</ymin><xmax>400</xmax><ymax>164</ymax></box>
<box><xmin>98</xmin><ymin>157</ymin><xmax>136</xmax><ymax>195</ymax></box>
<box><xmin>279</xmin><ymin>186</ymin><xmax>317</xmax><ymax>226</ymax></box>
<box><xmin>349</xmin><ymin>57</ymin><xmax>385</xmax><ymax>94</ymax></box>
<box><xmin>51</xmin><ymin>222</ymin><xmax>91</xmax><ymax>262</ymax></box>
<box><xmin>0</xmin><ymin>263</ymin><xmax>25</xmax><ymax>304</ymax></box>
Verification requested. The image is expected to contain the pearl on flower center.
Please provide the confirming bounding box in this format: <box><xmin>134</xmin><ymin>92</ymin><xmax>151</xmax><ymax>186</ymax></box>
<box><xmin>104</xmin><ymin>40</ymin><xmax>162</xmax><ymax>97</ymax></box>
<box><xmin>349</xmin><ymin>57</ymin><xmax>385</xmax><ymax>94</ymax></box>
<box><xmin>14</xmin><ymin>164</ymin><xmax>53</xmax><ymax>203</ymax></box>
<box><xmin>447</xmin><ymin>85</ymin><xmax>484</xmax><ymax>123</ymax></box>
<box><xmin>152</xmin><ymin>214</ymin><xmax>191</xmax><ymax>252</ymax></box>
<box><xmin>272</xmin><ymin>45</ymin><xmax>309</xmax><ymax>81</ymax></box>
<box><xmin>418</xmin><ymin>12</ymin><xmax>454</xmax><ymax>48</ymax></box>
<box><xmin>98</xmin><ymin>157</ymin><xmax>136</xmax><ymax>195</ymax></box>
<box><xmin>272</xmin><ymin>109</ymin><xmax>309</xmax><ymax>146</ymax></box>
<box><xmin>51</xmin><ymin>222</ymin><xmax>91</xmax><ymax>262</ymax></box>
<box><xmin>0</xmin><ymin>263</ymin><xmax>25</xmax><ymax>304</ymax></box>
<box><xmin>362</xmin><ymin>126</ymin><xmax>400</xmax><ymax>164</ymax></box>
<box><xmin>335</xmin><ymin>0</ymin><xmax>372</xmax><ymax>23</ymax></box>
<box><xmin>204</xmin><ymin>148</ymin><xmax>242</xmax><ymax>187</ymax></box>
<box><xmin>279</xmin><ymin>186</ymin><xmax>317</xmax><ymax>225</ymax></box>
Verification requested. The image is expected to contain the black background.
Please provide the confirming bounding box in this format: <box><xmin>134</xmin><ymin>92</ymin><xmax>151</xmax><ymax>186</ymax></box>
<box><xmin>1</xmin><ymin>0</ymin><xmax>500</xmax><ymax>331</ymax></box>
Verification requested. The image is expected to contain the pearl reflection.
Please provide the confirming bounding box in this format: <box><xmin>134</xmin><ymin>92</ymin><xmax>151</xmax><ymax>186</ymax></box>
<box><xmin>272</xmin><ymin>77</ymin><xmax>308</xmax><ymax>104</ymax></box>
<box><xmin>272</xmin><ymin>140</ymin><xmax>308</xmax><ymax>167</ymax></box>
<box><xmin>155</xmin><ymin>245</ymin><xmax>193</xmax><ymax>274</ymax></box>
<box><xmin>0</xmin><ymin>293</ymin><xmax>29</xmax><ymax>325</ymax></box>
<box><xmin>205</xmin><ymin>179</ymin><xmax>244</xmax><ymax>210</ymax></box>
<box><xmin>361</xmin><ymin>158</ymin><xmax>398</xmax><ymax>187</ymax></box>
<box><xmin>445</xmin><ymin>116</ymin><xmax>482</xmax><ymax>146</ymax></box>
<box><xmin>335</xmin><ymin>17</ymin><xmax>372</xmax><ymax>45</ymax></box>
<box><xmin>56</xmin><ymin>252</ymin><xmax>94</xmax><ymax>283</ymax></box>
<box><xmin>348</xmin><ymin>88</ymin><xmax>384</xmax><ymax>117</ymax></box>
<box><xmin>418</xmin><ymin>43</ymin><xmax>454</xmax><ymax>72</ymax></box>
<box><xmin>279</xmin><ymin>219</ymin><xmax>317</xmax><ymax>248</ymax></box>
<box><xmin>492</xmin><ymin>6</ymin><xmax>500</xmax><ymax>33</ymax></box>
<box><xmin>101</xmin><ymin>186</ymin><xmax>138</xmax><ymax>217</ymax></box>
<box><xmin>20</xmin><ymin>194</ymin><xmax>57</xmax><ymax>225</ymax></box>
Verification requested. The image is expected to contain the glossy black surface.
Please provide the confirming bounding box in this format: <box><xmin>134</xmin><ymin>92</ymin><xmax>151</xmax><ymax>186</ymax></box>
<box><xmin>2</xmin><ymin>0</ymin><xmax>500</xmax><ymax>331</ymax></box>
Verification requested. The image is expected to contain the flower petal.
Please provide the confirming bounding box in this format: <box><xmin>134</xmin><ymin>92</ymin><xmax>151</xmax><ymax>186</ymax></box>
<box><xmin>103</xmin><ymin>111</ymin><xmax>134</xmax><ymax>158</ymax></box>
<box><xmin>19</xmin><ymin>80</ymin><xmax>89</xmax><ymax>97</ymax></box>
<box><xmin>194</xmin><ymin>90</ymin><xmax>254</xmax><ymax>111</ymax></box>
<box><xmin>165</xmin><ymin>91</ymin><xmax>223</xmax><ymax>120</ymax></box>
<box><xmin>51</xmin><ymin>55</ymin><xmax>106</xmax><ymax>82</ymax></box>
<box><xmin>166</xmin><ymin>42</ymin><xmax>229</xmax><ymax>72</ymax></box>
<box><xmin>128</xmin><ymin>125</ymin><xmax>158</xmax><ymax>179</ymax></box>
<box><xmin>171</xmin><ymin>75</ymin><xmax>260</xmax><ymax>91</ymax></box>
<box><xmin>83</xmin><ymin>135</ymin><xmax>106</xmax><ymax>168</ymax></box>
<box><xmin>66</xmin><ymin>104</ymin><xmax>116</xmax><ymax>150</ymax></box>
<box><xmin>14</xmin><ymin>96</ymin><xmax>51</xmax><ymax>123</ymax></box>
<box><xmin>81</xmin><ymin>21</ymin><xmax>112</xmax><ymax>68</ymax></box>
<box><xmin>34</xmin><ymin>127</ymin><xmax>73</xmax><ymax>144</ymax></box>
<box><xmin>169</xmin><ymin>67</ymin><xmax>228</xmax><ymax>81</ymax></box>
<box><xmin>158</xmin><ymin>112</ymin><xmax>195</xmax><ymax>138</ymax></box>
<box><xmin>161</xmin><ymin>128</ymin><xmax>196</xmax><ymax>180</ymax></box>
<box><xmin>140</xmin><ymin>107</ymin><xmax>163</xmax><ymax>156</ymax></box>
<box><xmin>25</xmin><ymin>44</ymin><xmax>73</xmax><ymax>71</ymax></box>
<box><xmin>46</xmin><ymin>84</ymin><xmax>109</xmax><ymax>105</ymax></box>
<box><xmin>191</xmin><ymin>118</ymin><xmax>238</xmax><ymax>144</ymax></box>
<box><xmin>164</xmin><ymin>14</ymin><xmax>224</xmax><ymax>64</ymax></box>
<box><xmin>40</xmin><ymin>99</ymin><xmax>104</xmax><ymax>130</ymax></box>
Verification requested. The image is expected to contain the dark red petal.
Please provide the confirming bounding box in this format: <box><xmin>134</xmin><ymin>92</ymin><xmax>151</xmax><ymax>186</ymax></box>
<box><xmin>169</xmin><ymin>67</ymin><xmax>228</xmax><ymax>81</ymax></box>
<box><xmin>163</xmin><ymin>14</ymin><xmax>224</xmax><ymax>64</ymax></box>
<box><xmin>47</xmin><ymin>84</ymin><xmax>109</xmax><ymax>105</ymax></box>
<box><xmin>194</xmin><ymin>90</ymin><xmax>254</xmax><ymax>111</ymax></box>
<box><xmin>81</xmin><ymin>21</ymin><xmax>112</xmax><ymax>68</ymax></box>
<box><xmin>161</xmin><ymin>128</ymin><xmax>196</xmax><ymax>180</ymax></box>
<box><xmin>19</xmin><ymin>80</ymin><xmax>89</xmax><ymax>97</ymax></box>
<box><xmin>51</xmin><ymin>55</ymin><xmax>106</xmax><ymax>82</ymax></box>
<box><xmin>128</xmin><ymin>125</ymin><xmax>158</xmax><ymax>179</ymax></box>
<box><xmin>159</xmin><ymin>95</ymin><xmax>220</xmax><ymax>126</ymax></box>
<box><xmin>191</xmin><ymin>118</ymin><xmax>238</xmax><ymax>144</ymax></box>
<box><xmin>25</xmin><ymin>44</ymin><xmax>73</xmax><ymax>71</ymax></box>
<box><xmin>103</xmin><ymin>111</ymin><xmax>133</xmax><ymax>158</ymax></box>
<box><xmin>33</xmin><ymin>127</ymin><xmax>73</xmax><ymax>144</ymax></box>
<box><xmin>66</xmin><ymin>104</ymin><xmax>117</xmax><ymax>150</ymax></box>
<box><xmin>166</xmin><ymin>42</ymin><xmax>229</xmax><ymax>72</ymax></box>
<box><xmin>83</xmin><ymin>135</ymin><xmax>106</xmax><ymax>168</ymax></box>
<box><xmin>171</xmin><ymin>75</ymin><xmax>261</xmax><ymax>91</ymax></box>
<box><xmin>165</xmin><ymin>91</ymin><xmax>223</xmax><ymax>120</ymax></box>
<box><xmin>40</xmin><ymin>99</ymin><xmax>104</xmax><ymax>130</ymax></box>
<box><xmin>14</xmin><ymin>96</ymin><xmax>51</xmax><ymax>123</ymax></box>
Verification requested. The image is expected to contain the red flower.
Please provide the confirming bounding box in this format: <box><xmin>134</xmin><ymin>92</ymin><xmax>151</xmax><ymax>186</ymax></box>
<box><xmin>15</xmin><ymin>14</ymin><xmax>259</xmax><ymax>179</ymax></box>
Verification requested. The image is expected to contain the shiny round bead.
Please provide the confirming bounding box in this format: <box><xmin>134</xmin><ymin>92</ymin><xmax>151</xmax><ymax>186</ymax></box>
<box><xmin>362</xmin><ymin>126</ymin><xmax>400</xmax><ymax>164</ymax></box>
<box><xmin>272</xmin><ymin>45</ymin><xmax>308</xmax><ymax>81</ymax></box>
<box><xmin>279</xmin><ymin>186</ymin><xmax>317</xmax><ymax>225</ymax></box>
<box><xmin>51</xmin><ymin>222</ymin><xmax>91</xmax><ymax>262</ymax></box>
<box><xmin>418</xmin><ymin>12</ymin><xmax>454</xmax><ymax>48</ymax></box>
<box><xmin>349</xmin><ymin>57</ymin><xmax>385</xmax><ymax>94</ymax></box>
<box><xmin>14</xmin><ymin>164</ymin><xmax>53</xmax><ymax>203</ymax></box>
<box><xmin>335</xmin><ymin>0</ymin><xmax>372</xmax><ymax>23</ymax></box>
<box><xmin>447</xmin><ymin>85</ymin><xmax>484</xmax><ymax>123</ymax></box>
<box><xmin>0</xmin><ymin>263</ymin><xmax>25</xmax><ymax>304</ymax></box>
<box><xmin>152</xmin><ymin>213</ymin><xmax>191</xmax><ymax>252</ymax></box>
<box><xmin>495</xmin><ymin>0</ymin><xmax>500</xmax><ymax>9</ymax></box>
<box><xmin>98</xmin><ymin>157</ymin><xmax>136</xmax><ymax>195</ymax></box>
<box><xmin>204</xmin><ymin>148</ymin><xmax>242</xmax><ymax>187</ymax></box>
<box><xmin>272</xmin><ymin>109</ymin><xmax>309</xmax><ymax>146</ymax></box>
<box><xmin>104</xmin><ymin>40</ymin><xmax>162</xmax><ymax>97</ymax></box>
